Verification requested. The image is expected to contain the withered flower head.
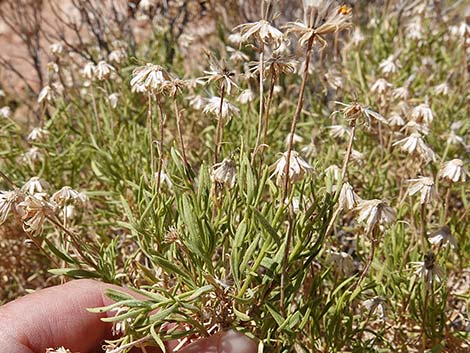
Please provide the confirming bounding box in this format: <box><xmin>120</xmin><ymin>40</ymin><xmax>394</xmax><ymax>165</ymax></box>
<box><xmin>233</xmin><ymin>19</ymin><xmax>284</xmax><ymax>48</ymax></box>
<box><xmin>410</xmin><ymin>251</ymin><xmax>445</xmax><ymax>287</ymax></box>
<box><xmin>362</xmin><ymin>297</ymin><xmax>386</xmax><ymax>320</ymax></box>
<box><xmin>428</xmin><ymin>225</ymin><xmax>457</xmax><ymax>249</ymax></box>
<box><xmin>334</xmin><ymin>101</ymin><xmax>388</xmax><ymax>126</ymax></box>
<box><xmin>203</xmin><ymin>97</ymin><xmax>240</xmax><ymax>124</ymax></box>
<box><xmin>95</xmin><ymin>61</ymin><xmax>115</xmax><ymax>81</ymax></box>
<box><xmin>130</xmin><ymin>64</ymin><xmax>171</xmax><ymax>94</ymax></box>
<box><xmin>0</xmin><ymin>189</ymin><xmax>24</xmax><ymax>224</ymax></box>
<box><xmin>21</xmin><ymin>177</ymin><xmax>50</xmax><ymax>195</ymax></box>
<box><xmin>407</xmin><ymin>176</ymin><xmax>437</xmax><ymax>205</ymax></box>
<box><xmin>338</xmin><ymin>182</ymin><xmax>362</xmax><ymax>211</ymax></box>
<box><xmin>272</xmin><ymin>151</ymin><xmax>314</xmax><ymax>186</ymax></box>
<box><xmin>202</xmin><ymin>54</ymin><xmax>237</xmax><ymax>95</ymax></box>
<box><xmin>17</xmin><ymin>195</ymin><xmax>57</xmax><ymax>234</ymax></box>
<box><xmin>211</xmin><ymin>158</ymin><xmax>237</xmax><ymax>188</ymax></box>
<box><xmin>355</xmin><ymin>199</ymin><xmax>396</xmax><ymax>234</ymax></box>
<box><xmin>392</xmin><ymin>132</ymin><xmax>436</xmax><ymax>163</ymax></box>
<box><xmin>439</xmin><ymin>159</ymin><xmax>467</xmax><ymax>183</ymax></box>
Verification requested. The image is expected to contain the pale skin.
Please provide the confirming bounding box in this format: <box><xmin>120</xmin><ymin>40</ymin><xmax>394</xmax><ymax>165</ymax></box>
<box><xmin>0</xmin><ymin>279</ymin><xmax>257</xmax><ymax>353</ymax></box>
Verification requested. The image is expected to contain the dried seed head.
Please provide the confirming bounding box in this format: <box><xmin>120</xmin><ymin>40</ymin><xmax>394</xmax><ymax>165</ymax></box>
<box><xmin>371</xmin><ymin>78</ymin><xmax>392</xmax><ymax>95</ymax></box>
<box><xmin>49</xmin><ymin>42</ymin><xmax>64</xmax><ymax>56</ymax></box>
<box><xmin>95</xmin><ymin>61</ymin><xmax>115</xmax><ymax>81</ymax></box>
<box><xmin>324</xmin><ymin>165</ymin><xmax>341</xmax><ymax>182</ymax></box>
<box><xmin>325</xmin><ymin>67</ymin><xmax>343</xmax><ymax>90</ymax></box>
<box><xmin>38</xmin><ymin>85</ymin><xmax>56</xmax><ymax>104</ymax></box>
<box><xmin>237</xmin><ymin>88</ymin><xmax>256</xmax><ymax>104</ymax></box>
<box><xmin>108</xmin><ymin>48</ymin><xmax>127</xmax><ymax>64</ymax></box>
<box><xmin>334</xmin><ymin>102</ymin><xmax>387</xmax><ymax>126</ymax></box>
<box><xmin>203</xmin><ymin>54</ymin><xmax>237</xmax><ymax>94</ymax></box>
<box><xmin>328</xmin><ymin>124</ymin><xmax>351</xmax><ymax>139</ymax></box>
<box><xmin>22</xmin><ymin>147</ymin><xmax>44</xmax><ymax>164</ymax></box>
<box><xmin>187</xmin><ymin>95</ymin><xmax>205</xmax><ymax>110</ymax></box>
<box><xmin>434</xmin><ymin>82</ymin><xmax>449</xmax><ymax>96</ymax></box>
<box><xmin>392</xmin><ymin>86</ymin><xmax>410</xmax><ymax>100</ymax></box>
<box><xmin>401</xmin><ymin>120</ymin><xmax>430</xmax><ymax>136</ymax></box>
<box><xmin>285</xmin><ymin>133</ymin><xmax>304</xmax><ymax>147</ymax></box>
<box><xmin>0</xmin><ymin>106</ymin><xmax>11</xmax><ymax>119</ymax></box>
<box><xmin>387</xmin><ymin>112</ymin><xmax>405</xmax><ymax>127</ymax></box>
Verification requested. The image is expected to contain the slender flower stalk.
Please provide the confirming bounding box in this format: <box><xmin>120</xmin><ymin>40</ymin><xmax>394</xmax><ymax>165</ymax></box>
<box><xmin>282</xmin><ymin>37</ymin><xmax>314</xmax><ymax>201</ymax></box>
<box><xmin>232</xmin><ymin>1</ymin><xmax>284</xmax><ymax>166</ymax></box>
<box><xmin>259</xmin><ymin>54</ymin><xmax>296</xmax><ymax>162</ymax></box>
<box><xmin>252</xmin><ymin>41</ymin><xmax>265</xmax><ymax>165</ymax></box>
<box><xmin>162</xmin><ymin>77</ymin><xmax>191</xmax><ymax>172</ymax></box>
<box><xmin>173</xmin><ymin>96</ymin><xmax>189</xmax><ymax>171</ymax></box>
<box><xmin>130</xmin><ymin>64</ymin><xmax>171</xmax><ymax>188</ymax></box>
<box><xmin>214</xmin><ymin>84</ymin><xmax>226</xmax><ymax>164</ymax></box>
<box><xmin>352</xmin><ymin>199</ymin><xmax>396</xmax><ymax>290</ymax></box>
<box><xmin>262</xmin><ymin>72</ymin><xmax>277</xmax><ymax>150</ymax></box>
<box><xmin>155</xmin><ymin>95</ymin><xmax>166</xmax><ymax>192</ymax></box>
<box><xmin>341</xmin><ymin>124</ymin><xmax>356</xmax><ymax>180</ymax></box>
<box><xmin>202</xmin><ymin>55</ymin><xmax>236</xmax><ymax>163</ymax></box>
<box><xmin>147</xmin><ymin>94</ymin><xmax>155</xmax><ymax>178</ymax></box>
<box><xmin>438</xmin><ymin>159</ymin><xmax>467</xmax><ymax>221</ymax></box>
<box><xmin>407</xmin><ymin>176</ymin><xmax>436</xmax><ymax>250</ymax></box>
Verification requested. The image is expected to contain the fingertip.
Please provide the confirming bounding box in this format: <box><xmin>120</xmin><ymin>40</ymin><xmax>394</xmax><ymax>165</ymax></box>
<box><xmin>0</xmin><ymin>279</ymin><xmax>113</xmax><ymax>353</ymax></box>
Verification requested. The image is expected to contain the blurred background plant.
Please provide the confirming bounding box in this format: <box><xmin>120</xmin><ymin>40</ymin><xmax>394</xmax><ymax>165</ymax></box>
<box><xmin>0</xmin><ymin>0</ymin><xmax>469</xmax><ymax>352</ymax></box>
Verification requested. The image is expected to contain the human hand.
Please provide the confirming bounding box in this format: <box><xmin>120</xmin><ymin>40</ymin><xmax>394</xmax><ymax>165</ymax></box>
<box><xmin>0</xmin><ymin>279</ymin><xmax>257</xmax><ymax>353</ymax></box>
